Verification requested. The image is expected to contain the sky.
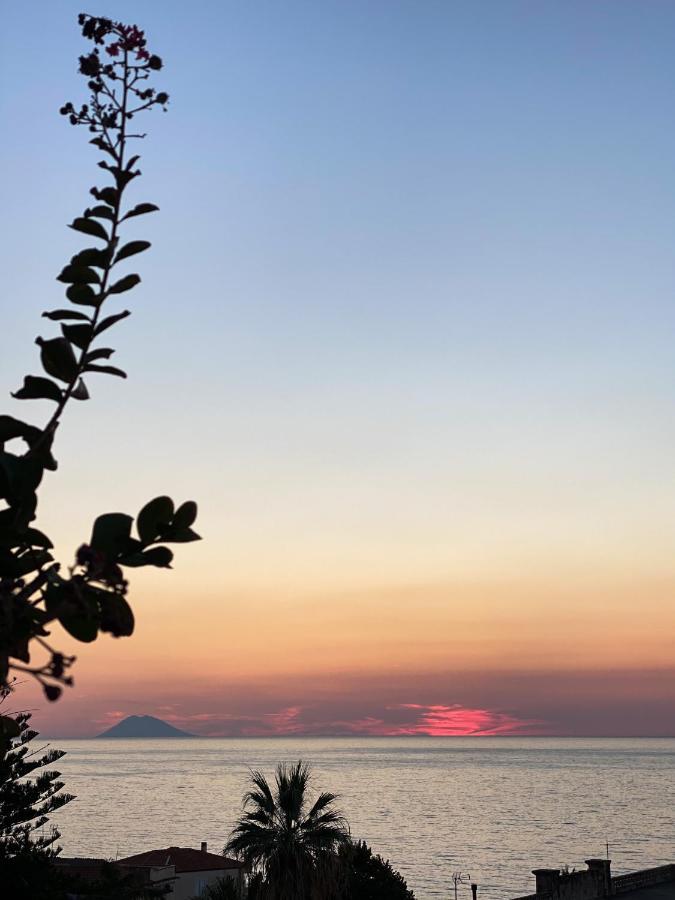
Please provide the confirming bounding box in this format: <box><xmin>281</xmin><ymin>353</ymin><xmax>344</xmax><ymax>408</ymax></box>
<box><xmin>2</xmin><ymin>0</ymin><xmax>675</xmax><ymax>737</ymax></box>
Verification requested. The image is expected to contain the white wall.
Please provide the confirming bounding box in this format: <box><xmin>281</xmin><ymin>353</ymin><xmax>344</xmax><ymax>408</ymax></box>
<box><xmin>171</xmin><ymin>867</ymin><xmax>242</xmax><ymax>900</ymax></box>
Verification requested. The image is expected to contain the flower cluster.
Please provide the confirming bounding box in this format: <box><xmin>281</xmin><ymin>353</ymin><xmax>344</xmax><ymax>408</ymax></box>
<box><xmin>77</xmin><ymin>14</ymin><xmax>163</xmax><ymax>68</ymax></box>
<box><xmin>107</xmin><ymin>23</ymin><xmax>149</xmax><ymax>60</ymax></box>
<box><xmin>60</xmin><ymin>14</ymin><xmax>168</xmax><ymax>145</ymax></box>
<box><xmin>78</xmin><ymin>13</ymin><xmax>114</xmax><ymax>44</ymax></box>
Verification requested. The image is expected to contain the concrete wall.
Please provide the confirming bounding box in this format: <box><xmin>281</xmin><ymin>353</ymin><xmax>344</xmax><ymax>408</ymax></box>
<box><xmin>613</xmin><ymin>864</ymin><xmax>675</xmax><ymax>895</ymax></box>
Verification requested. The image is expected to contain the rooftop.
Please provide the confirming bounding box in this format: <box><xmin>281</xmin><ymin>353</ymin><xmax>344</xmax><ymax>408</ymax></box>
<box><xmin>118</xmin><ymin>846</ymin><xmax>244</xmax><ymax>873</ymax></box>
<box><xmin>55</xmin><ymin>857</ymin><xmax>109</xmax><ymax>868</ymax></box>
<box><xmin>614</xmin><ymin>878</ymin><xmax>675</xmax><ymax>900</ymax></box>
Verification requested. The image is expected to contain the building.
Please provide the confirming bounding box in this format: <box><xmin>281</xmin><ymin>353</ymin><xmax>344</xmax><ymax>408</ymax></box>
<box><xmin>54</xmin><ymin>856</ymin><xmax>176</xmax><ymax>895</ymax></box>
<box><xmin>118</xmin><ymin>843</ymin><xmax>246</xmax><ymax>899</ymax></box>
<box><xmin>511</xmin><ymin>858</ymin><xmax>675</xmax><ymax>900</ymax></box>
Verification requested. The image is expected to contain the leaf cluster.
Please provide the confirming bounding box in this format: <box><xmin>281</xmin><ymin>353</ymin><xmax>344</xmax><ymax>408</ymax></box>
<box><xmin>0</xmin><ymin>15</ymin><xmax>198</xmax><ymax>707</ymax></box>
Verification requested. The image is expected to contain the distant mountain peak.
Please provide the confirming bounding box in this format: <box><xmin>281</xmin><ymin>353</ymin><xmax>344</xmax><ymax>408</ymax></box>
<box><xmin>96</xmin><ymin>715</ymin><xmax>194</xmax><ymax>738</ymax></box>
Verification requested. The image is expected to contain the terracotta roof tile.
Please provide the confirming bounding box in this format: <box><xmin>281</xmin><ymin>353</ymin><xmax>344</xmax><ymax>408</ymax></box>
<box><xmin>119</xmin><ymin>846</ymin><xmax>244</xmax><ymax>873</ymax></box>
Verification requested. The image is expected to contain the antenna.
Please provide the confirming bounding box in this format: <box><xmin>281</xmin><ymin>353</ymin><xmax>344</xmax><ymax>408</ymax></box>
<box><xmin>451</xmin><ymin>871</ymin><xmax>472</xmax><ymax>900</ymax></box>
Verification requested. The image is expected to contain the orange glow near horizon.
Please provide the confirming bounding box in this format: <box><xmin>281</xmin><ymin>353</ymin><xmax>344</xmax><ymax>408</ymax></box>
<box><xmin>12</xmin><ymin>562</ymin><xmax>675</xmax><ymax>739</ymax></box>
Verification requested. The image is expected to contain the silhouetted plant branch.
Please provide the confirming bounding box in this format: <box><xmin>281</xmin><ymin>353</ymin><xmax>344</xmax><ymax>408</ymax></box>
<box><xmin>0</xmin><ymin>14</ymin><xmax>199</xmax><ymax>726</ymax></box>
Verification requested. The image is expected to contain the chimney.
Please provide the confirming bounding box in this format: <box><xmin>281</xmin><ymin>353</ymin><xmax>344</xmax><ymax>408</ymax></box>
<box><xmin>201</xmin><ymin>842</ymin><xmax>207</xmax><ymax>853</ymax></box>
<box><xmin>585</xmin><ymin>859</ymin><xmax>611</xmax><ymax>897</ymax></box>
<box><xmin>533</xmin><ymin>869</ymin><xmax>561</xmax><ymax>895</ymax></box>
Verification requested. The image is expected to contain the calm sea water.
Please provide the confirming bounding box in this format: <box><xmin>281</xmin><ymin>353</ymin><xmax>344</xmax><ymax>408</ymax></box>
<box><xmin>50</xmin><ymin>737</ymin><xmax>674</xmax><ymax>899</ymax></box>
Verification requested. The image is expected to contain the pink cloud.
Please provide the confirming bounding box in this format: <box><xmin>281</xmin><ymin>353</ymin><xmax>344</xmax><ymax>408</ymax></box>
<box><xmin>146</xmin><ymin>703</ymin><xmax>540</xmax><ymax>737</ymax></box>
<box><xmin>139</xmin><ymin>706</ymin><xmax>307</xmax><ymax>737</ymax></box>
<box><xmin>92</xmin><ymin>710</ymin><xmax>128</xmax><ymax>726</ymax></box>
<box><xmin>382</xmin><ymin>704</ymin><xmax>541</xmax><ymax>736</ymax></box>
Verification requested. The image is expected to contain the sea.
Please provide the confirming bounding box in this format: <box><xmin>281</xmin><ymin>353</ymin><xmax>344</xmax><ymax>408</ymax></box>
<box><xmin>50</xmin><ymin>737</ymin><xmax>674</xmax><ymax>899</ymax></box>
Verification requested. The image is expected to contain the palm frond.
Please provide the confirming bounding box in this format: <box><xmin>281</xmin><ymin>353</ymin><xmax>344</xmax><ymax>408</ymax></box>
<box><xmin>306</xmin><ymin>791</ymin><xmax>339</xmax><ymax>821</ymax></box>
<box><xmin>225</xmin><ymin>760</ymin><xmax>350</xmax><ymax>898</ymax></box>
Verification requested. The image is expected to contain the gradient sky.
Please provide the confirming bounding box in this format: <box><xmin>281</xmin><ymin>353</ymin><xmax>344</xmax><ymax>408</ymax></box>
<box><xmin>2</xmin><ymin>1</ymin><xmax>675</xmax><ymax>737</ymax></box>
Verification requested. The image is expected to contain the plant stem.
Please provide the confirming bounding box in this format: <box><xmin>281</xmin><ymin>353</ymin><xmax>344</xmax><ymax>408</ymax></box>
<box><xmin>37</xmin><ymin>50</ymin><xmax>131</xmax><ymax>450</ymax></box>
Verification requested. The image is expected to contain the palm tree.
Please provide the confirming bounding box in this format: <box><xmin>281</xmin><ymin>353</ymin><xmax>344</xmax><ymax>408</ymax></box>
<box><xmin>224</xmin><ymin>761</ymin><xmax>350</xmax><ymax>900</ymax></box>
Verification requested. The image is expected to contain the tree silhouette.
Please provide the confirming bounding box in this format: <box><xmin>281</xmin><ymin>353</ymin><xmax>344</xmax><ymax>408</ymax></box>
<box><xmin>0</xmin><ymin>14</ymin><xmax>199</xmax><ymax>723</ymax></box>
<box><xmin>0</xmin><ymin>686</ymin><xmax>74</xmax><ymax>896</ymax></box>
<box><xmin>0</xmin><ymin>687</ymin><xmax>74</xmax><ymax>856</ymax></box>
<box><xmin>190</xmin><ymin>876</ymin><xmax>241</xmax><ymax>900</ymax></box>
<box><xmin>338</xmin><ymin>841</ymin><xmax>415</xmax><ymax>900</ymax></box>
<box><xmin>225</xmin><ymin>761</ymin><xmax>350</xmax><ymax>900</ymax></box>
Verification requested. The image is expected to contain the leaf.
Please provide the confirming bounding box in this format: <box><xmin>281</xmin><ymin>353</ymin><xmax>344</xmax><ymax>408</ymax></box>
<box><xmin>57</xmin><ymin>588</ymin><xmax>100</xmax><ymax>642</ymax></box>
<box><xmin>117</xmin><ymin>168</ymin><xmax>139</xmax><ymax>189</ymax></box>
<box><xmin>89</xmin><ymin>136</ymin><xmax>116</xmax><ymax>157</ymax></box>
<box><xmin>108</xmin><ymin>274</ymin><xmax>140</xmax><ymax>295</ymax></box>
<box><xmin>97</xmin><ymin>186</ymin><xmax>118</xmax><ymax>206</ymax></box>
<box><xmin>0</xmin><ymin>419</ymin><xmax>57</xmax><ymax>473</ymax></box>
<box><xmin>84</xmin><ymin>364</ymin><xmax>127</xmax><ymax>378</ymax></box>
<box><xmin>12</xmin><ymin>376</ymin><xmax>63</xmax><ymax>403</ymax></box>
<box><xmin>160</xmin><ymin>508</ymin><xmax>203</xmax><ymax>541</ymax></box>
<box><xmin>57</xmin><ymin>265</ymin><xmax>100</xmax><ymax>284</ymax></box>
<box><xmin>69</xmin><ymin>217</ymin><xmax>109</xmax><ymax>241</ymax></box>
<box><xmin>173</xmin><ymin>500</ymin><xmax>198</xmax><ymax>530</ymax></box>
<box><xmin>90</xmin><ymin>512</ymin><xmax>133</xmax><ymax>555</ymax></box>
<box><xmin>115</xmin><ymin>551</ymin><xmax>145</xmax><ymax>567</ymax></box>
<box><xmin>163</xmin><ymin>526</ymin><xmax>201</xmax><ymax>543</ymax></box>
<box><xmin>99</xmin><ymin>593</ymin><xmax>134</xmax><ymax>637</ymax></box>
<box><xmin>9</xmin><ymin>526</ymin><xmax>51</xmax><ymax>554</ymax></box>
<box><xmin>137</xmin><ymin>496</ymin><xmax>175</xmax><ymax>544</ymax></box>
<box><xmin>95</xmin><ymin>310</ymin><xmax>130</xmax><ymax>335</ymax></box>
<box><xmin>43</xmin><ymin>309</ymin><xmax>91</xmax><ymax>322</ymax></box>
<box><xmin>140</xmin><ymin>545</ymin><xmax>173</xmax><ymax>568</ymax></box>
<box><xmin>36</xmin><ymin>337</ymin><xmax>79</xmax><ymax>383</ymax></box>
<box><xmin>21</xmin><ymin>528</ymin><xmax>54</xmax><ymax>549</ymax></box>
<box><xmin>125</xmin><ymin>154</ymin><xmax>141</xmax><ymax>171</ymax></box>
<box><xmin>84</xmin><ymin>348</ymin><xmax>114</xmax><ymax>363</ymax></box>
<box><xmin>86</xmin><ymin>204</ymin><xmax>115</xmax><ymax>221</ymax></box>
<box><xmin>0</xmin><ymin>416</ymin><xmax>40</xmax><ymax>444</ymax></box>
<box><xmin>71</xmin><ymin>379</ymin><xmax>89</xmax><ymax>401</ymax></box>
<box><xmin>122</xmin><ymin>203</ymin><xmax>159</xmax><ymax>221</ymax></box>
<box><xmin>44</xmin><ymin>685</ymin><xmax>62</xmax><ymax>702</ymax></box>
<box><xmin>66</xmin><ymin>283</ymin><xmax>99</xmax><ymax>306</ymax></box>
<box><xmin>61</xmin><ymin>323</ymin><xmax>92</xmax><ymax>349</ymax></box>
<box><xmin>71</xmin><ymin>247</ymin><xmax>111</xmax><ymax>268</ymax></box>
<box><xmin>114</xmin><ymin>240</ymin><xmax>151</xmax><ymax>263</ymax></box>
<box><xmin>0</xmin><ymin>451</ymin><xmax>44</xmax><ymax>504</ymax></box>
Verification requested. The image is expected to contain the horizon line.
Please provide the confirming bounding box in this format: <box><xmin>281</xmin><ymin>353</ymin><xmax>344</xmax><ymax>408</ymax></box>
<box><xmin>45</xmin><ymin>732</ymin><xmax>675</xmax><ymax>740</ymax></box>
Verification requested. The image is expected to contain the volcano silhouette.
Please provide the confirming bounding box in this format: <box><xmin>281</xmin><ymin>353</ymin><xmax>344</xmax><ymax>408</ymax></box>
<box><xmin>96</xmin><ymin>715</ymin><xmax>194</xmax><ymax>738</ymax></box>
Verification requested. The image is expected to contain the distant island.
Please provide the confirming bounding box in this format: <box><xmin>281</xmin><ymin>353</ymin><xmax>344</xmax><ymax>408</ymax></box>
<box><xmin>96</xmin><ymin>715</ymin><xmax>194</xmax><ymax>738</ymax></box>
